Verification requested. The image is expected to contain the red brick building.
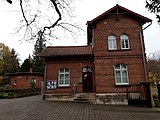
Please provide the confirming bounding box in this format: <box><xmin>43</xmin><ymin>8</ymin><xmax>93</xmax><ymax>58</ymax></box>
<box><xmin>40</xmin><ymin>4</ymin><xmax>152</xmax><ymax>104</ymax></box>
<box><xmin>6</xmin><ymin>72</ymin><xmax>44</xmax><ymax>91</ymax></box>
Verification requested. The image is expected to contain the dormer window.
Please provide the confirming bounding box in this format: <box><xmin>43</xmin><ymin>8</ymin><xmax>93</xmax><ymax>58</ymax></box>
<box><xmin>108</xmin><ymin>35</ymin><xmax>117</xmax><ymax>50</ymax></box>
<box><xmin>120</xmin><ymin>34</ymin><xmax>130</xmax><ymax>49</ymax></box>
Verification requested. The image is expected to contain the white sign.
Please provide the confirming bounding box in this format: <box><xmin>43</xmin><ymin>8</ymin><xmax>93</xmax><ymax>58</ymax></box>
<box><xmin>47</xmin><ymin>80</ymin><xmax>56</xmax><ymax>89</ymax></box>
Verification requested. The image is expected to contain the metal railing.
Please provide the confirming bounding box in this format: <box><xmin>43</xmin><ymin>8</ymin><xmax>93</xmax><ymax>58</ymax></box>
<box><xmin>126</xmin><ymin>83</ymin><xmax>152</xmax><ymax>107</ymax></box>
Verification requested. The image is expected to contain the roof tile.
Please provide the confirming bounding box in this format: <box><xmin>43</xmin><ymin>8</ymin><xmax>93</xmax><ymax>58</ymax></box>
<box><xmin>40</xmin><ymin>45</ymin><xmax>93</xmax><ymax>57</ymax></box>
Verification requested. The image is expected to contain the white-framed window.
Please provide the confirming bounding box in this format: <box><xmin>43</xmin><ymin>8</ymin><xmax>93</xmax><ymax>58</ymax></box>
<box><xmin>108</xmin><ymin>35</ymin><xmax>117</xmax><ymax>50</ymax></box>
<box><xmin>31</xmin><ymin>78</ymin><xmax>36</xmax><ymax>84</ymax></box>
<box><xmin>114</xmin><ymin>64</ymin><xmax>129</xmax><ymax>85</ymax></box>
<box><xmin>31</xmin><ymin>78</ymin><xmax>36</xmax><ymax>85</ymax></box>
<box><xmin>58</xmin><ymin>68</ymin><xmax>70</xmax><ymax>87</ymax></box>
<box><xmin>31</xmin><ymin>78</ymin><xmax>36</xmax><ymax>89</ymax></box>
<box><xmin>120</xmin><ymin>34</ymin><xmax>130</xmax><ymax>49</ymax></box>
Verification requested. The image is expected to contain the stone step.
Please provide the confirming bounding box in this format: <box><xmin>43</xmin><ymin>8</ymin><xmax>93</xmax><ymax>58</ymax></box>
<box><xmin>74</xmin><ymin>98</ymin><xmax>88</xmax><ymax>103</ymax></box>
<box><xmin>76</xmin><ymin>93</ymin><xmax>96</xmax><ymax>97</ymax></box>
<box><xmin>73</xmin><ymin>93</ymin><xmax>96</xmax><ymax>103</ymax></box>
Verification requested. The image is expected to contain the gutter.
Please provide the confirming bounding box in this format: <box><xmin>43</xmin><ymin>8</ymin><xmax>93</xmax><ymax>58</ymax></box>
<box><xmin>140</xmin><ymin>21</ymin><xmax>152</xmax><ymax>81</ymax></box>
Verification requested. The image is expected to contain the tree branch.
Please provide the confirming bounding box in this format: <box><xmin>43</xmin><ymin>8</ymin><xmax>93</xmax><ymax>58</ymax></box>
<box><xmin>6</xmin><ymin>0</ymin><xmax>12</xmax><ymax>4</ymax></box>
<box><xmin>146</xmin><ymin>0</ymin><xmax>160</xmax><ymax>22</ymax></box>
<box><xmin>5</xmin><ymin>0</ymin><xmax>82</xmax><ymax>42</ymax></box>
<box><xmin>44</xmin><ymin>0</ymin><xmax>61</xmax><ymax>30</ymax></box>
<box><xmin>19</xmin><ymin>0</ymin><xmax>37</xmax><ymax>27</ymax></box>
<box><xmin>20</xmin><ymin>0</ymin><xmax>29</xmax><ymax>26</ymax></box>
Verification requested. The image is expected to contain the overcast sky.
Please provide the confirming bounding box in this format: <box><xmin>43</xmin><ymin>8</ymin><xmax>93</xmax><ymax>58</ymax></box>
<box><xmin>0</xmin><ymin>0</ymin><xmax>160</xmax><ymax>63</ymax></box>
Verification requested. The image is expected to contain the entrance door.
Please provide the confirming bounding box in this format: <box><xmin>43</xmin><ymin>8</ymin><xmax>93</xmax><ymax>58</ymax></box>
<box><xmin>82</xmin><ymin>67</ymin><xmax>93</xmax><ymax>92</ymax></box>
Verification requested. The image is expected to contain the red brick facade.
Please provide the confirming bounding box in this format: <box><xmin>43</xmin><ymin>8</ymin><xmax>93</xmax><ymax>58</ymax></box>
<box><xmin>45</xmin><ymin>56</ymin><xmax>94</xmax><ymax>94</ymax></box>
<box><xmin>7</xmin><ymin>72</ymin><xmax>44</xmax><ymax>90</ymax></box>
<box><xmin>40</xmin><ymin>5</ymin><xmax>152</xmax><ymax>96</ymax></box>
<box><xmin>93</xmin><ymin>14</ymin><xmax>147</xmax><ymax>93</ymax></box>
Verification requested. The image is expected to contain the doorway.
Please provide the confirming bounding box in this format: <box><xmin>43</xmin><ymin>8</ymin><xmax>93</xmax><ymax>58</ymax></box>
<box><xmin>82</xmin><ymin>67</ymin><xmax>93</xmax><ymax>92</ymax></box>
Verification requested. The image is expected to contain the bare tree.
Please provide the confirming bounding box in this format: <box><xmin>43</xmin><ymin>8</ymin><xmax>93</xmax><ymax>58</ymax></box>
<box><xmin>5</xmin><ymin>0</ymin><xmax>83</xmax><ymax>42</ymax></box>
<box><xmin>147</xmin><ymin>51</ymin><xmax>160</xmax><ymax>80</ymax></box>
<box><xmin>145</xmin><ymin>0</ymin><xmax>160</xmax><ymax>23</ymax></box>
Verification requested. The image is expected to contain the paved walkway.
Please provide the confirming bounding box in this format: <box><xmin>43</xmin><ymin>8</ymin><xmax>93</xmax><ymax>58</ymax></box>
<box><xmin>0</xmin><ymin>95</ymin><xmax>160</xmax><ymax>120</ymax></box>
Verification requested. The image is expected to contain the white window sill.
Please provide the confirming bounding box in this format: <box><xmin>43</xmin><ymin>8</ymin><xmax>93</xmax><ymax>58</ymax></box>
<box><xmin>121</xmin><ymin>48</ymin><xmax>130</xmax><ymax>50</ymax></box>
<box><xmin>58</xmin><ymin>85</ymin><xmax>70</xmax><ymax>87</ymax></box>
<box><xmin>108</xmin><ymin>49</ymin><xmax>117</xmax><ymax>50</ymax></box>
<box><xmin>115</xmin><ymin>83</ymin><xmax>129</xmax><ymax>86</ymax></box>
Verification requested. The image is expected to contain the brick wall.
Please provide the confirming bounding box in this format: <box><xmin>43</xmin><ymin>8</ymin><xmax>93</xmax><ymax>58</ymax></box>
<box><xmin>44</xmin><ymin>14</ymin><xmax>148</xmax><ymax>95</ymax></box>
<box><xmin>45</xmin><ymin>56</ymin><xmax>94</xmax><ymax>94</ymax></box>
<box><xmin>93</xmin><ymin>14</ymin><xmax>147</xmax><ymax>93</ymax></box>
<box><xmin>9</xmin><ymin>74</ymin><xmax>43</xmax><ymax>90</ymax></box>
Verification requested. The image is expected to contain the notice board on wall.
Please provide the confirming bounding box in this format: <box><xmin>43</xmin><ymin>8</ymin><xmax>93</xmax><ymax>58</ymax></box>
<box><xmin>47</xmin><ymin>80</ymin><xmax>56</xmax><ymax>89</ymax></box>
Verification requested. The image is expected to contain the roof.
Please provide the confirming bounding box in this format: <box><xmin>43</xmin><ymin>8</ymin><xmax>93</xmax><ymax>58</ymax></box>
<box><xmin>6</xmin><ymin>72</ymin><xmax>44</xmax><ymax>76</ymax></box>
<box><xmin>39</xmin><ymin>45</ymin><xmax>93</xmax><ymax>57</ymax></box>
<box><xmin>87</xmin><ymin>4</ymin><xmax>152</xmax><ymax>25</ymax></box>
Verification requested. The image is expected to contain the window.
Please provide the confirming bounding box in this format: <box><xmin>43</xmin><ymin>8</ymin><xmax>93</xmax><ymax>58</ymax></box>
<box><xmin>114</xmin><ymin>64</ymin><xmax>129</xmax><ymax>85</ymax></box>
<box><xmin>108</xmin><ymin>35</ymin><xmax>117</xmax><ymax>50</ymax></box>
<box><xmin>120</xmin><ymin>34</ymin><xmax>130</xmax><ymax>49</ymax></box>
<box><xmin>58</xmin><ymin>68</ymin><xmax>70</xmax><ymax>87</ymax></box>
<box><xmin>83</xmin><ymin>67</ymin><xmax>92</xmax><ymax>73</ymax></box>
<box><xmin>31</xmin><ymin>78</ymin><xmax>36</xmax><ymax>84</ymax></box>
<box><xmin>31</xmin><ymin>78</ymin><xmax>36</xmax><ymax>89</ymax></box>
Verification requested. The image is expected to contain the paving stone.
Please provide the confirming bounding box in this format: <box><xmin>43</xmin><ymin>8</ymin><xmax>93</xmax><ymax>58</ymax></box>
<box><xmin>0</xmin><ymin>95</ymin><xmax>160</xmax><ymax>120</ymax></box>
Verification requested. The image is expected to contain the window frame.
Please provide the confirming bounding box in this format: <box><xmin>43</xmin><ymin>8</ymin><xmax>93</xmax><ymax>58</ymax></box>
<box><xmin>120</xmin><ymin>34</ymin><xmax>130</xmax><ymax>49</ymax></box>
<box><xmin>31</xmin><ymin>78</ymin><xmax>36</xmax><ymax>86</ymax></box>
<box><xmin>114</xmin><ymin>64</ymin><xmax>129</xmax><ymax>85</ymax></box>
<box><xmin>58</xmin><ymin>68</ymin><xmax>70</xmax><ymax>87</ymax></box>
<box><xmin>31</xmin><ymin>78</ymin><xmax>36</xmax><ymax>84</ymax></box>
<box><xmin>108</xmin><ymin>35</ymin><xmax>117</xmax><ymax>50</ymax></box>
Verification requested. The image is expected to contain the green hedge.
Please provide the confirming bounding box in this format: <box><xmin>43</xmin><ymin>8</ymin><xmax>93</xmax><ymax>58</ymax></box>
<box><xmin>0</xmin><ymin>88</ymin><xmax>40</xmax><ymax>99</ymax></box>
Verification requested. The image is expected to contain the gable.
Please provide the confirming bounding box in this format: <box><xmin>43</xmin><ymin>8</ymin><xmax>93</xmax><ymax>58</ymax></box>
<box><xmin>87</xmin><ymin>4</ymin><xmax>152</xmax><ymax>45</ymax></box>
<box><xmin>87</xmin><ymin>4</ymin><xmax>152</xmax><ymax>26</ymax></box>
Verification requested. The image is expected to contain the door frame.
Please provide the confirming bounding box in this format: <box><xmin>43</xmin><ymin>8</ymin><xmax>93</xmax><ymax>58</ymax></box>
<box><xmin>82</xmin><ymin>67</ymin><xmax>93</xmax><ymax>93</ymax></box>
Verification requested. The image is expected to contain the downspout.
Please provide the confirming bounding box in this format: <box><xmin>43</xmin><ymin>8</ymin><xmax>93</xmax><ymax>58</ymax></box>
<box><xmin>140</xmin><ymin>21</ymin><xmax>152</xmax><ymax>81</ymax></box>
<box><xmin>87</xmin><ymin>23</ymin><xmax>96</xmax><ymax>93</ymax></box>
<box><xmin>42</xmin><ymin>59</ymin><xmax>46</xmax><ymax>100</ymax></box>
